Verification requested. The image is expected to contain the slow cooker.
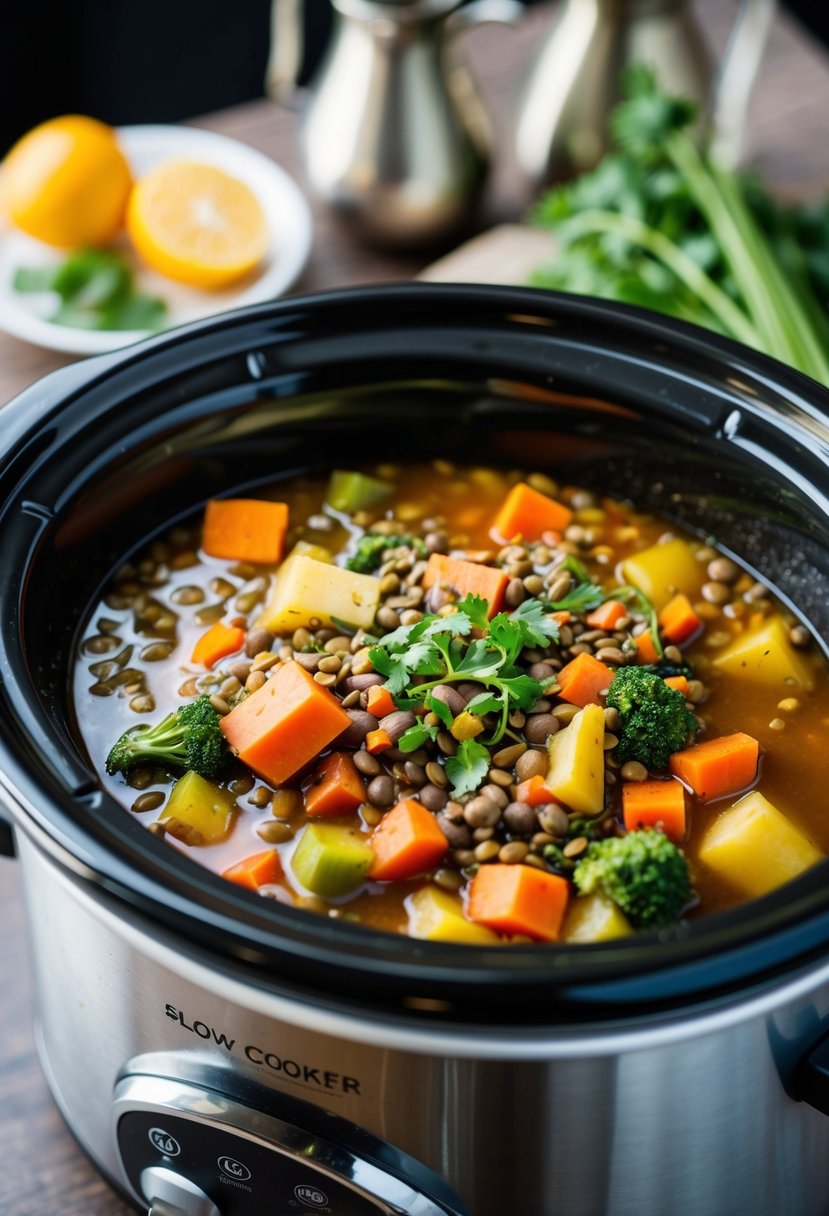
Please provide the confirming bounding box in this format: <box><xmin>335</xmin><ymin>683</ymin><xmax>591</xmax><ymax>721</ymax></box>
<box><xmin>3</xmin><ymin>285</ymin><xmax>829</xmax><ymax>1216</ymax></box>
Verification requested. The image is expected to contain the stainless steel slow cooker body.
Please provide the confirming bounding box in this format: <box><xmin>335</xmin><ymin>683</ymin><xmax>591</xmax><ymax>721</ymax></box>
<box><xmin>3</xmin><ymin>285</ymin><xmax>829</xmax><ymax>1216</ymax></box>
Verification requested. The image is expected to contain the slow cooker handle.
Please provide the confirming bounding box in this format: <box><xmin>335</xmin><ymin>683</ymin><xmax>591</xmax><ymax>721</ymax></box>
<box><xmin>796</xmin><ymin>1032</ymin><xmax>829</xmax><ymax>1116</ymax></box>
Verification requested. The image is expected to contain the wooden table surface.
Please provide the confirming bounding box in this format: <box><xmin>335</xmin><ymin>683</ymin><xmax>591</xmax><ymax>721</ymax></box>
<box><xmin>2</xmin><ymin>4</ymin><xmax>829</xmax><ymax>1214</ymax></box>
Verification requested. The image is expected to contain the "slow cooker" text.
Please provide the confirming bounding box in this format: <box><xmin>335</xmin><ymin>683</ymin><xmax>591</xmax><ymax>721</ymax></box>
<box><xmin>164</xmin><ymin>1004</ymin><xmax>362</xmax><ymax>1096</ymax></box>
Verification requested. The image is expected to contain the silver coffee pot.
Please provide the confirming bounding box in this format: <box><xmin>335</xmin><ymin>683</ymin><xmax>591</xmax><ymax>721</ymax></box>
<box><xmin>513</xmin><ymin>0</ymin><xmax>776</xmax><ymax>189</ymax></box>
<box><xmin>268</xmin><ymin>0</ymin><xmax>522</xmax><ymax>248</ymax></box>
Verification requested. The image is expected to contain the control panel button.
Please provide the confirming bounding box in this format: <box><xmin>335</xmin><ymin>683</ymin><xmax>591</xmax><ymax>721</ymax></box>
<box><xmin>142</xmin><ymin>1165</ymin><xmax>222</xmax><ymax>1216</ymax></box>
<box><xmin>149</xmin><ymin>1128</ymin><xmax>182</xmax><ymax>1157</ymax></box>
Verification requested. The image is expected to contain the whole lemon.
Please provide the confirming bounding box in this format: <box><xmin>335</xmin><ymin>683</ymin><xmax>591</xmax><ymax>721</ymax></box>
<box><xmin>1</xmin><ymin>114</ymin><xmax>132</xmax><ymax>248</ymax></box>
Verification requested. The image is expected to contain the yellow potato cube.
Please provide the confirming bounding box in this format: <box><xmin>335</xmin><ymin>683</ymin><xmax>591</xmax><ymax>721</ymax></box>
<box><xmin>545</xmin><ymin>703</ymin><xmax>605</xmax><ymax>816</ymax></box>
<box><xmin>562</xmin><ymin>893</ymin><xmax>633</xmax><ymax>943</ymax></box>
<box><xmin>258</xmin><ymin>554</ymin><xmax>381</xmax><ymax>634</ymax></box>
<box><xmin>159</xmin><ymin>771</ymin><xmax>236</xmax><ymax>845</ymax></box>
<box><xmin>622</xmin><ymin>537</ymin><xmax>703</xmax><ymax>610</ymax></box>
<box><xmin>698</xmin><ymin>790</ymin><xmax>823</xmax><ymax>898</ymax></box>
<box><xmin>712</xmin><ymin>615</ymin><xmax>814</xmax><ymax>691</ymax></box>
<box><xmin>407</xmin><ymin>886</ymin><xmax>500</xmax><ymax>944</ymax></box>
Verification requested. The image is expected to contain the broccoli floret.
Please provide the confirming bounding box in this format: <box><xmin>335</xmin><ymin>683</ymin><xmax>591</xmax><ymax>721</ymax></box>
<box><xmin>573</xmin><ymin>829</ymin><xmax>693</xmax><ymax>928</ymax></box>
<box><xmin>606</xmin><ymin>665</ymin><xmax>697</xmax><ymax>770</ymax></box>
<box><xmin>106</xmin><ymin>694</ymin><xmax>229</xmax><ymax>779</ymax></box>
<box><xmin>345</xmin><ymin>531</ymin><xmax>427</xmax><ymax>574</ymax></box>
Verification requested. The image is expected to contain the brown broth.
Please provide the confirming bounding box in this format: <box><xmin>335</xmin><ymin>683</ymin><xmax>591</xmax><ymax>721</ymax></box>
<box><xmin>73</xmin><ymin>461</ymin><xmax>829</xmax><ymax>941</ymax></box>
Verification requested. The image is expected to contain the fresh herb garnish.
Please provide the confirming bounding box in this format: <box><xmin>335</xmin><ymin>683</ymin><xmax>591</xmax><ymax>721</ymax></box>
<box><xmin>444</xmin><ymin>738</ymin><xmax>491</xmax><ymax>798</ymax></box>
<box><xmin>552</xmin><ymin>581</ymin><xmax>606</xmax><ymax>615</ymax></box>
<box><xmin>368</xmin><ymin>594</ymin><xmax>557</xmax><ymax>757</ymax></box>
<box><xmin>13</xmin><ymin>248</ymin><xmax>167</xmax><ymax>332</ymax></box>
<box><xmin>530</xmin><ymin>64</ymin><xmax>829</xmax><ymax>385</ymax></box>
<box><xmin>345</xmin><ymin>531</ymin><xmax>428</xmax><ymax>574</ymax></box>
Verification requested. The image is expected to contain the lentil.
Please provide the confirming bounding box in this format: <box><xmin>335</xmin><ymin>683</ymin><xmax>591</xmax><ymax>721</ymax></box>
<box><xmin>366</xmin><ymin>775</ymin><xmax>396</xmax><ymax>808</ymax></box>
<box><xmin>514</xmin><ymin>749</ymin><xmax>548</xmax><ymax>782</ymax></box>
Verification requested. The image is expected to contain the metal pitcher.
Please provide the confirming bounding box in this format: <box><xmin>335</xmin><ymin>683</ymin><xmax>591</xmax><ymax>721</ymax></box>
<box><xmin>513</xmin><ymin>0</ymin><xmax>776</xmax><ymax>189</ymax></box>
<box><xmin>268</xmin><ymin>0</ymin><xmax>522</xmax><ymax>248</ymax></box>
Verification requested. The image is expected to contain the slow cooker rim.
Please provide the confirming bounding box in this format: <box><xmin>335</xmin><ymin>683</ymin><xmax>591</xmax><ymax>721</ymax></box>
<box><xmin>3</xmin><ymin>282</ymin><xmax>829</xmax><ymax>1015</ymax></box>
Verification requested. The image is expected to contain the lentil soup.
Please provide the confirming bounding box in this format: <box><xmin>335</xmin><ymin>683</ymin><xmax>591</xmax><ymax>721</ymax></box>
<box><xmin>74</xmin><ymin>461</ymin><xmax>829</xmax><ymax>945</ymax></box>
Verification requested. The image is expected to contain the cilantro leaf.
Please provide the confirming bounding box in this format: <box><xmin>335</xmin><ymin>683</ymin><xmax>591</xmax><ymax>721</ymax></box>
<box><xmin>488</xmin><ymin>613</ymin><xmax>525</xmax><ymax>667</ymax></box>
<box><xmin>426</xmin><ymin>695</ymin><xmax>454</xmax><ymax>729</ymax></box>
<box><xmin>422</xmin><ymin>610</ymin><xmax>474</xmax><ymax>639</ymax></box>
<box><xmin>455</xmin><ymin>638</ymin><xmax>502</xmax><ymax>678</ymax></box>
<box><xmin>501</xmin><ymin>674</ymin><xmax>547</xmax><ymax>711</ymax></box>
<box><xmin>368</xmin><ymin>594</ymin><xmax>546</xmax><ymax>743</ymax></box>
<box><xmin>404</xmin><ymin>640</ymin><xmax>445</xmax><ymax>675</ymax></box>
<box><xmin>445</xmin><ymin>739</ymin><xmax>490</xmax><ymax>797</ymax></box>
<box><xmin>456</xmin><ymin>593</ymin><xmax>491</xmax><ymax>630</ymax></box>
<box><xmin>552</xmin><ymin>581</ymin><xmax>605</xmax><ymax>614</ymax></box>
<box><xmin>367</xmin><ymin>647</ymin><xmax>411</xmax><ymax>695</ymax></box>
<box><xmin>397</xmin><ymin>723</ymin><xmax>440</xmax><ymax>752</ymax></box>
<box><xmin>509</xmin><ymin>598</ymin><xmax>561</xmax><ymax>648</ymax></box>
<box><xmin>464</xmin><ymin>692</ymin><xmax>502</xmax><ymax>716</ymax></box>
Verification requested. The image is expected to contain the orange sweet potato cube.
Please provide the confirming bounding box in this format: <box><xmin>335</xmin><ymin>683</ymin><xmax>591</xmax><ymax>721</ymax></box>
<box><xmin>219</xmin><ymin>660</ymin><xmax>351</xmax><ymax>785</ymax></box>
<box><xmin>421</xmin><ymin>553</ymin><xmax>509</xmax><ymax>618</ymax></box>
<box><xmin>202</xmin><ymin>498</ymin><xmax>289</xmax><ymax>565</ymax></box>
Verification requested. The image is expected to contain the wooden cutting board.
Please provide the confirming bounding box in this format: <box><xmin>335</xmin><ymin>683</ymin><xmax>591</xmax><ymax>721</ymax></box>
<box><xmin>418</xmin><ymin>223</ymin><xmax>555</xmax><ymax>285</ymax></box>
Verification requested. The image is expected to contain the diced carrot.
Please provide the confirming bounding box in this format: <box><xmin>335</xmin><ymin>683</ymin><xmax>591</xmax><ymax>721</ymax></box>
<box><xmin>366</xmin><ymin>684</ymin><xmax>397</xmax><ymax>720</ymax></box>
<box><xmin>658</xmin><ymin>593</ymin><xmax>702</xmax><ymax>645</ymax></box>
<box><xmin>669</xmin><ymin>732</ymin><xmax>760</xmax><ymax>803</ymax></box>
<box><xmin>622</xmin><ymin>779</ymin><xmax>687</xmax><ymax>842</ymax></box>
<box><xmin>635</xmin><ymin>629</ymin><xmax>661</xmax><ymax>664</ymax></box>
<box><xmin>366</xmin><ymin>728</ymin><xmax>393</xmax><ymax>755</ymax></box>
<box><xmin>202</xmin><ymin>498</ymin><xmax>289</xmax><ymax>565</ymax></box>
<box><xmin>219</xmin><ymin>660</ymin><xmax>351</xmax><ymax>786</ymax></box>
<box><xmin>515</xmin><ymin>774</ymin><xmax>558</xmax><ymax>806</ymax></box>
<box><xmin>467</xmin><ymin>863</ymin><xmax>570</xmax><ymax>942</ymax></box>
<box><xmin>551</xmin><ymin>610</ymin><xmax>572</xmax><ymax>625</ymax></box>
<box><xmin>664</xmin><ymin>675</ymin><xmax>690</xmax><ymax>696</ymax></box>
<box><xmin>369</xmin><ymin>798</ymin><xmax>448</xmax><ymax>882</ymax></box>
<box><xmin>304</xmin><ymin>752</ymin><xmax>367</xmax><ymax>817</ymax></box>
<box><xmin>191</xmin><ymin>620</ymin><xmax>246</xmax><ymax>669</ymax></box>
<box><xmin>586</xmin><ymin>599</ymin><xmax>627</xmax><ymax>631</ymax></box>
<box><xmin>490</xmin><ymin>482</ymin><xmax>573</xmax><ymax>544</ymax></box>
<box><xmin>557</xmin><ymin>651</ymin><xmax>615</xmax><ymax>707</ymax></box>
<box><xmin>221</xmin><ymin>849</ymin><xmax>283</xmax><ymax>891</ymax></box>
<box><xmin>422</xmin><ymin>553</ymin><xmax>509</xmax><ymax>618</ymax></box>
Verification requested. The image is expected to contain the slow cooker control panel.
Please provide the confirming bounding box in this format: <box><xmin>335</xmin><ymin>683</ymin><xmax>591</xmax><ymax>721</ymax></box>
<box><xmin>114</xmin><ymin>1074</ymin><xmax>460</xmax><ymax>1216</ymax></box>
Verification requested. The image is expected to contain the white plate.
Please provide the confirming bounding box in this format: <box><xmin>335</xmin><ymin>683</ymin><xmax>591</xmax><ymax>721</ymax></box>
<box><xmin>0</xmin><ymin>124</ymin><xmax>313</xmax><ymax>355</ymax></box>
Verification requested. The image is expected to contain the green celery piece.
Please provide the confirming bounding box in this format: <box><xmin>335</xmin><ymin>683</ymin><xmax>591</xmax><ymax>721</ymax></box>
<box><xmin>557</xmin><ymin>208</ymin><xmax>760</xmax><ymax>349</ymax></box>
<box><xmin>706</xmin><ymin>155</ymin><xmax>829</xmax><ymax>383</ymax></box>
<box><xmin>326</xmin><ymin>470</ymin><xmax>393</xmax><ymax>514</ymax></box>
<box><xmin>291</xmin><ymin>822</ymin><xmax>374</xmax><ymax>898</ymax></box>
